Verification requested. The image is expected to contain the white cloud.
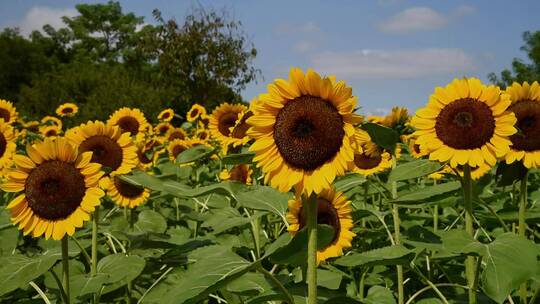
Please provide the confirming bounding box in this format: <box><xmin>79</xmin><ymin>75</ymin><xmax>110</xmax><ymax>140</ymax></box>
<box><xmin>377</xmin><ymin>7</ymin><xmax>447</xmax><ymax>34</ymax></box>
<box><xmin>18</xmin><ymin>6</ymin><xmax>77</xmax><ymax>36</ymax></box>
<box><xmin>310</xmin><ymin>48</ymin><xmax>475</xmax><ymax>79</ymax></box>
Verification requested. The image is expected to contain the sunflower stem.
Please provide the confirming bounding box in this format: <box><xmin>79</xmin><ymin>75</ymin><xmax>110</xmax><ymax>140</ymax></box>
<box><xmin>61</xmin><ymin>236</ymin><xmax>71</xmax><ymax>304</ymax></box>
<box><xmin>391</xmin><ymin>158</ymin><xmax>404</xmax><ymax>304</ymax></box>
<box><xmin>519</xmin><ymin>170</ymin><xmax>529</xmax><ymax>303</ymax></box>
<box><xmin>257</xmin><ymin>265</ymin><xmax>294</xmax><ymax>304</ymax></box>
<box><xmin>305</xmin><ymin>193</ymin><xmax>318</xmax><ymax>304</ymax></box>
<box><xmin>91</xmin><ymin>208</ymin><xmax>99</xmax><ymax>277</ymax></box>
<box><xmin>462</xmin><ymin>165</ymin><xmax>477</xmax><ymax>304</ymax></box>
<box><xmin>433</xmin><ymin>180</ymin><xmax>438</xmax><ymax>232</ymax></box>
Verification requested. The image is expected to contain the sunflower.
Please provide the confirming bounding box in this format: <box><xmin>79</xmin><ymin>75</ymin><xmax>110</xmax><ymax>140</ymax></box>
<box><xmin>367</xmin><ymin>115</ymin><xmax>384</xmax><ymax>125</ymax></box>
<box><xmin>0</xmin><ymin>99</ymin><xmax>18</xmax><ymax>124</ymax></box>
<box><xmin>225</xmin><ymin>110</ymin><xmax>254</xmax><ymax>148</ymax></box>
<box><xmin>351</xmin><ymin>141</ymin><xmax>392</xmax><ymax>176</ymax></box>
<box><xmin>219</xmin><ymin>164</ymin><xmax>253</xmax><ymax>184</ymax></box>
<box><xmin>382</xmin><ymin>107</ymin><xmax>409</xmax><ymax>128</ymax></box>
<box><xmin>199</xmin><ymin>114</ymin><xmax>211</xmax><ymax>128</ymax></box>
<box><xmin>0</xmin><ymin>121</ymin><xmax>17</xmax><ymax>172</ymax></box>
<box><xmin>209</xmin><ymin>103</ymin><xmax>247</xmax><ymax>144</ymax></box>
<box><xmin>167</xmin><ymin>139</ymin><xmax>192</xmax><ymax>161</ymax></box>
<box><xmin>41</xmin><ymin>116</ymin><xmax>63</xmax><ymax>129</ymax></box>
<box><xmin>23</xmin><ymin>121</ymin><xmax>40</xmax><ymax>133</ymax></box>
<box><xmin>56</xmin><ymin>103</ymin><xmax>79</xmax><ymax>117</ymax></box>
<box><xmin>39</xmin><ymin>125</ymin><xmax>61</xmax><ymax>138</ymax></box>
<box><xmin>101</xmin><ymin>175</ymin><xmax>150</xmax><ymax>208</ymax></box>
<box><xmin>504</xmin><ymin>81</ymin><xmax>540</xmax><ymax>168</ymax></box>
<box><xmin>136</xmin><ymin>138</ymin><xmax>164</xmax><ymax>169</ymax></box>
<box><xmin>247</xmin><ymin>68</ymin><xmax>362</xmax><ymax>194</ymax></box>
<box><xmin>108</xmin><ymin>107</ymin><xmax>149</xmax><ymax>141</ymax></box>
<box><xmin>406</xmin><ymin>136</ymin><xmax>428</xmax><ymax>159</ymax></box>
<box><xmin>158</xmin><ymin>108</ymin><xmax>175</xmax><ymax>122</ymax></box>
<box><xmin>165</xmin><ymin>127</ymin><xmax>187</xmax><ymax>142</ymax></box>
<box><xmin>287</xmin><ymin>187</ymin><xmax>355</xmax><ymax>264</ymax></box>
<box><xmin>411</xmin><ymin>78</ymin><xmax>517</xmax><ymax>168</ymax></box>
<box><xmin>154</xmin><ymin>122</ymin><xmax>173</xmax><ymax>138</ymax></box>
<box><xmin>195</xmin><ymin>129</ymin><xmax>210</xmax><ymax>141</ymax></box>
<box><xmin>66</xmin><ymin>120</ymin><xmax>138</xmax><ymax>175</ymax></box>
<box><xmin>1</xmin><ymin>138</ymin><xmax>104</xmax><ymax>240</ymax></box>
<box><xmin>428</xmin><ymin>166</ymin><xmax>452</xmax><ymax>180</ymax></box>
<box><xmin>187</xmin><ymin>104</ymin><xmax>207</xmax><ymax>122</ymax></box>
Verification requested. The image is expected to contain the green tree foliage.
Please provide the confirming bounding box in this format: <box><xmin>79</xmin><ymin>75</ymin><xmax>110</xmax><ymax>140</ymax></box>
<box><xmin>0</xmin><ymin>1</ymin><xmax>258</xmax><ymax>123</ymax></box>
<box><xmin>489</xmin><ymin>30</ymin><xmax>540</xmax><ymax>88</ymax></box>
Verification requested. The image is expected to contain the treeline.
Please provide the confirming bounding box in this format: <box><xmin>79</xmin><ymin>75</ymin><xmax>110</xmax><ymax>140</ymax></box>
<box><xmin>0</xmin><ymin>1</ymin><xmax>259</xmax><ymax>123</ymax></box>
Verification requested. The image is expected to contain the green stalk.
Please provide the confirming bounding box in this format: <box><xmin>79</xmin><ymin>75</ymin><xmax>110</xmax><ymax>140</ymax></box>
<box><xmin>305</xmin><ymin>194</ymin><xmax>318</xmax><ymax>304</ymax></box>
<box><xmin>462</xmin><ymin>165</ymin><xmax>477</xmax><ymax>304</ymax></box>
<box><xmin>519</xmin><ymin>170</ymin><xmax>530</xmax><ymax>303</ymax></box>
<box><xmin>91</xmin><ymin>208</ymin><xmax>99</xmax><ymax>277</ymax></box>
<box><xmin>61</xmin><ymin>236</ymin><xmax>71</xmax><ymax>304</ymax></box>
<box><xmin>391</xmin><ymin>158</ymin><xmax>404</xmax><ymax>304</ymax></box>
<box><xmin>433</xmin><ymin>180</ymin><xmax>438</xmax><ymax>232</ymax></box>
<box><xmin>257</xmin><ymin>265</ymin><xmax>294</xmax><ymax>304</ymax></box>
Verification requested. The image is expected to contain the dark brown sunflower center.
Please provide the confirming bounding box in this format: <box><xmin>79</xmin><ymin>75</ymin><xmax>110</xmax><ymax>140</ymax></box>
<box><xmin>0</xmin><ymin>108</ymin><xmax>11</xmax><ymax>122</ymax></box>
<box><xmin>190</xmin><ymin>109</ymin><xmax>199</xmax><ymax>117</ymax></box>
<box><xmin>298</xmin><ymin>198</ymin><xmax>341</xmax><ymax>243</ymax></box>
<box><xmin>62</xmin><ymin>107</ymin><xmax>73</xmax><ymax>114</ymax></box>
<box><xmin>172</xmin><ymin>144</ymin><xmax>188</xmax><ymax>159</ymax></box>
<box><xmin>231</xmin><ymin>112</ymin><xmax>253</xmax><ymax>139</ymax></box>
<box><xmin>25</xmin><ymin>160</ymin><xmax>86</xmax><ymax>220</ymax></box>
<box><xmin>158</xmin><ymin>126</ymin><xmax>169</xmax><ymax>134</ymax></box>
<box><xmin>169</xmin><ymin>131</ymin><xmax>185</xmax><ymax>140</ymax></box>
<box><xmin>162</xmin><ymin>112</ymin><xmax>171</xmax><ymax>119</ymax></box>
<box><xmin>0</xmin><ymin>132</ymin><xmax>6</xmax><ymax>157</ymax></box>
<box><xmin>274</xmin><ymin>96</ymin><xmax>344</xmax><ymax>170</ymax></box>
<box><xmin>229</xmin><ymin>165</ymin><xmax>249</xmax><ymax>183</ymax></box>
<box><xmin>354</xmin><ymin>152</ymin><xmax>382</xmax><ymax>169</ymax></box>
<box><xmin>45</xmin><ymin>129</ymin><xmax>57</xmax><ymax>137</ymax></box>
<box><xmin>137</xmin><ymin>149</ymin><xmax>153</xmax><ymax>164</ymax></box>
<box><xmin>413</xmin><ymin>144</ymin><xmax>421</xmax><ymax>154</ymax></box>
<box><xmin>79</xmin><ymin>135</ymin><xmax>123</xmax><ymax>171</ymax></box>
<box><xmin>435</xmin><ymin>98</ymin><xmax>495</xmax><ymax>149</ymax></box>
<box><xmin>198</xmin><ymin>132</ymin><xmax>209</xmax><ymax>140</ymax></box>
<box><xmin>218</xmin><ymin>112</ymin><xmax>239</xmax><ymax>136</ymax></box>
<box><xmin>117</xmin><ymin>116</ymin><xmax>140</xmax><ymax>135</ymax></box>
<box><xmin>509</xmin><ymin>100</ymin><xmax>540</xmax><ymax>151</ymax></box>
<box><xmin>113</xmin><ymin>176</ymin><xmax>144</xmax><ymax>198</ymax></box>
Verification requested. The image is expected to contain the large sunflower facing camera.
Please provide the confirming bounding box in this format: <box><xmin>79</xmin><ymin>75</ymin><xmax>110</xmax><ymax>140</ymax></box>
<box><xmin>504</xmin><ymin>81</ymin><xmax>540</xmax><ymax>168</ymax></box>
<box><xmin>247</xmin><ymin>68</ymin><xmax>362</xmax><ymax>194</ymax></box>
<box><xmin>1</xmin><ymin>138</ymin><xmax>104</xmax><ymax>240</ymax></box>
<box><xmin>287</xmin><ymin>187</ymin><xmax>355</xmax><ymax>264</ymax></box>
<box><xmin>411</xmin><ymin>78</ymin><xmax>517</xmax><ymax>168</ymax></box>
<box><xmin>67</xmin><ymin>120</ymin><xmax>138</xmax><ymax>175</ymax></box>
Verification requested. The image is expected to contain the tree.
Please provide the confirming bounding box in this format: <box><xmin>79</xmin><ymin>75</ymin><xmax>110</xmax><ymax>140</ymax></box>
<box><xmin>489</xmin><ymin>30</ymin><xmax>540</xmax><ymax>88</ymax></box>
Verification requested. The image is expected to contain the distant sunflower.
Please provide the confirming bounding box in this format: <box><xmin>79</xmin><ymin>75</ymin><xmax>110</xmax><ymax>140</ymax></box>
<box><xmin>407</xmin><ymin>136</ymin><xmax>428</xmax><ymax>159</ymax></box>
<box><xmin>195</xmin><ymin>129</ymin><xmax>210</xmax><ymax>141</ymax></box>
<box><xmin>187</xmin><ymin>104</ymin><xmax>207</xmax><ymax>122</ymax></box>
<box><xmin>41</xmin><ymin>116</ymin><xmax>62</xmax><ymax>129</ymax></box>
<box><xmin>199</xmin><ymin>114</ymin><xmax>210</xmax><ymax>128</ymax></box>
<box><xmin>0</xmin><ymin>121</ymin><xmax>17</xmax><ymax>172</ymax></box>
<box><xmin>225</xmin><ymin>110</ymin><xmax>254</xmax><ymax>148</ymax></box>
<box><xmin>56</xmin><ymin>103</ymin><xmax>78</xmax><ymax>117</ymax></box>
<box><xmin>247</xmin><ymin>68</ymin><xmax>362</xmax><ymax>194</ymax></box>
<box><xmin>1</xmin><ymin>138</ymin><xmax>104</xmax><ymax>240</ymax></box>
<box><xmin>23</xmin><ymin>121</ymin><xmax>40</xmax><ymax>134</ymax></box>
<box><xmin>40</xmin><ymin>125</ymin><xmax>61</xmax><ymax>138</ymax></box>
<box><xmin>167</xmin><ymin>139</ymin><xmax>192</xmax><ymax>161</ymax></box>
<box><xmin>367</xmin><ymin>115</ymin><xmax>384</xmax><ymax>125</ymax></box>
<box><xmin>504</xmin><ymin>81</ymin><xmax>540</xmax><ymax>168</ymax></box>
<box><xmin>166</xmin><ymin>127</ymin><xmax>187</xmax><ymax>141</ymax></box>
<box><xmin>287</xmin><ymin>188</ymin><xmax>355</xmax><ymax>264</ymax></box>
<box><xmin>0</xmin><ymin>99</ymin><xmax>18</xmax><ymax>124</ymax></box>
<box><xmin>382</xmin><ymin>107</ymin><xmax>409</xmax><ymax>128</ymax></box>
<box><xmin>154</xmin><ymin>122</ymin><xmax>173</xmax><ymax>138</ymax></box>
<box><xmin>412</xmin><ymin>78</ymin><xmax>517</xmax><ymax>168</ymax></box>
<box><xmin>101</xmin><ymin>175</ymin><xmax>150</xmax><ymax>208</ymax></box>
<box><xmin>136</xmin><ymin>138</ymin><xmax>164</xmax><ymax>169</ymax></box>
<box><xmin>67</xmin><ymin>120</ymin><xmax>138</xmax><ymax>175</ymax></box>
<box><xmin>209</xmin><ymin>103</ymin><xmax>247</xmax><ymax>144</ymax></box>
<box><xmin>158</xmin><ymin>108</ymin><xmax>175</xmax><ymax>122</ymax></box>
<box><xmin>108</xmin><ymin>107</ymin><xmax>149</xmax><ymax>141</ymax></box>
<box><xmin>219</xmin><ymin>164</ymin><xmax>253</xmax><ymax>184</ymax></box>
<box><xmin>351</xmin><ymin>141</ymin><xmax>392</xmax><ymax>176</ymax></box>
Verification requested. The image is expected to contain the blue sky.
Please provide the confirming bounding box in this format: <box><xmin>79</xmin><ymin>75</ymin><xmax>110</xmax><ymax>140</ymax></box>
<box><xmin>1</xmin><ymin>0</ymin><xmax>539</xmax><ymax>115</ymax></box>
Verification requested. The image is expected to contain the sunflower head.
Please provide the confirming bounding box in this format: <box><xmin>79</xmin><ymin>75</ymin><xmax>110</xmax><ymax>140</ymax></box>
<box><xmin>1</xmin><ymin>138</ymin><xmax>104</xmax><ymax>240</ymax></box>
<box><xmin>0</xmin><ymin>120</ymin><xmax>17</xmax><ymax>171</ymax></box>
<box><xmin>154</xmin><ymin>122</ymin><xmax>173</xmax><ymax>137</ymax></box>
<box><xmin>108</xmin><ymin>107</ymin><xmax>149</xmax><ymax>141</ymax></box>
<box><xmin>209</xmin><ymin>103</ymin><xmax>247</xmax><ymax>143</ymax></box>
<box><xmin>219</xmin><ymin>164</ymin><xmax>253</xmax><ymax>184</ymax></box>
<box><xmin>247</xmin><ymin>68</ymin><xmax>362</xmax><ymax>195</ymax></box>
<box><xmin>136</xmin><ymin>138</ymin><xmax>164</xmax><ymax>169</ymax></box>
<box><xmin>67</xmin><ymin>120</ymin><xmax>138</xmax><ymax>175</ymax></box>
<box><xmin>101</xmin><ymin>175</ymin><xmax>150</xmax><ymax>208</ymax></box>
<box><xmin>56</xmin><ymin>103</ymin><xmax>79</xmax><ymax>117</ymax></box>
<box><xmin>158</xmin><ymin>108</ymin><xmax>175</xmax><ymax>122</ymax></box>
<box><xmin>23</xmin><ymin>121</ymin><xmax>40</xmax><ymax>133</ymax></box>
<box><xmin>412</xmin><ymin>78</ymin><xmax>517</xmax><ymax>169</ymax></box>
<box><xmin>41</xmin><ymin>116</ymin><xmax>63</xmax><ymax>129</ymax></box>
<box><xmin>166</xmin><ymin>127</ymin><xmax>187</xmax><ymax>141</ymax></box>
<box><xmin>0</xmin><ymin>99</ymin><xmax>18</xmax><ymax>124</ymax></box>
<box><xmin>195</xmin><ymin>129</ymin><xmax>210</xmax><ymax>141</ymax></box>
<box><xmin>40</xmin><ymin>125</ymin><xmax>61</xmax><ymax>138</ymax></box>
<box><xmin>382</xmin><ymin>107</ymin><xmax>410</xmax><ymax>130</ymax></box>
<box><xmin>187</xmin><ymin>104</ymin><xmax>207</xmax><ymax>122</ymax></box>
<box><xmin>504</xmin><ymin>81</ymin><xmax>540</xmax><ymax>168</ymax></box>
<box><xmin>286</xmin><ymin>188</ymin><xmax>355</xmax><ymax>264</ymax></box>
<box><xmin>167</xmin><ymin>139</ymin><xmax>192</xmax><ymax>161</ymax></box>
<box><xmin>406</xmin><ymin>136</ymin><xmax>428</xmax><ymax>159</ymax></box>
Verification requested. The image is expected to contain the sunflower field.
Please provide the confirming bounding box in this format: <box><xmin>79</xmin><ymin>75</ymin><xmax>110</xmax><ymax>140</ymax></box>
<box><xmin>0</xmin><ymin>68</ymin><xmax>539</xmax><ymax>304</ymax></box>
